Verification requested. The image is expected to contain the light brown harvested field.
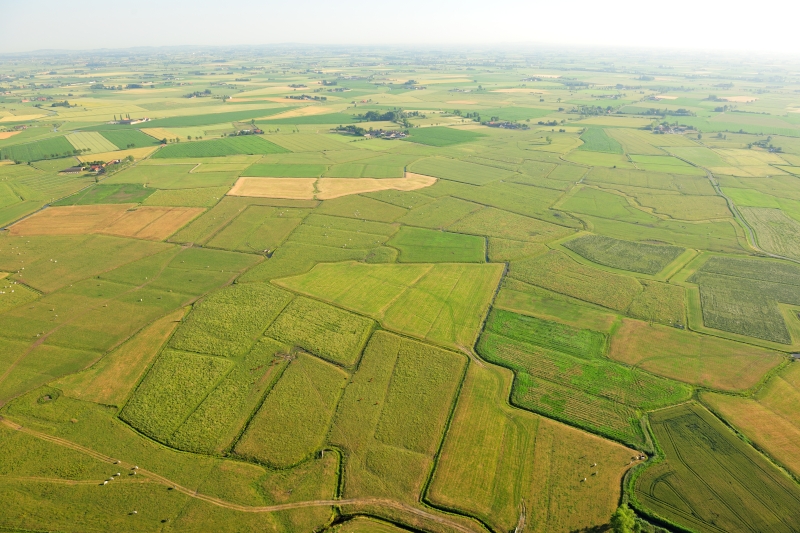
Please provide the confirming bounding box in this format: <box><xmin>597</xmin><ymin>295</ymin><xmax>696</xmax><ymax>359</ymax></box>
<box><xmin>0</xmin><ymin>114</ymin><xmax>46</xmax><ymax>122</ymax></box>
<box><xmin>316</xmin><ymin>174</ymin><xmax>436</xmax><ymax>199</ymax></box>
<box><xmin>446</xmin><ymin>100</ymin><xmax>479</xmax><ymax>105</ymax></box>
<box><xmin>653</xmin><ymin>95</ymin><xmax>677</xmax><ymax>100</ymax></box>
<box><xmin>8</xmin><ymin>204</ymin><xmax>204</xmax><ymax>241</ymax></box>
<box><xmin>228</xmin><ymin>177</ymin><xmax>316</xmax><ymax>199</ymax></box>
<box><xmin>140</xmin><ymin>128</ymin><xmax>174</xmax><ymax>141</ymax></box>
<box><xmin>263</xmin><ymin>106</ymin><xmax>335</xmax><ymax>120</ymax></box>
<box><xmin>0</xmin><ymin>131</ymin><xmax>21</xmax><ymax>140</ymax></box>
<box><xmin>723</xmin><ymin>96</ymin><xmax>758</xmax><ymax>103</ymax></box>
<box><xmin>609</xmin><ymin>318</ymin><xmax>783</xmax><ymax>391</ymax></box>
<box><xmin>228</xmin><ymin>173</ymin><xmax>437</xmax><ymax>200</ymax></box>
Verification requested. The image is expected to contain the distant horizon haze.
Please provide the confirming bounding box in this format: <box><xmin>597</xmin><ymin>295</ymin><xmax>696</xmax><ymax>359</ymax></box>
<box><xmin>1</xmin><ymin>0</ymin><xmax>797</xmax><ymax>55</ymax></box>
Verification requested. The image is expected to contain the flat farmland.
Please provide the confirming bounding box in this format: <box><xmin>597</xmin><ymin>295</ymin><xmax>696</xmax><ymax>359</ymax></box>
<box><xmin>275</xmin><ymin>261</ymin><xmax>503</xmax><ymax>348</ymax></box>
<box><xmin>563</xmin><ymin>234</ymin><xmax>684</xmax><ymax>275</ymax></box>
<box><xmin>610</xmin><ymin>318</ymin><xmax>783</xmax><ymax>390</ymax></box>
<box><xmin>387</xmin><ymin>226</ymin><xmax>485</xmax><ymax>262</ymax></box>
<box><xmin>9</xmin><ymin>204</ymin><xmax>204</xmax><ymax>241</ymax></box>
<box><xmin>66</xmin><ymin>132</ymin><xmax>119</xmax><ymax>153</ymax></box>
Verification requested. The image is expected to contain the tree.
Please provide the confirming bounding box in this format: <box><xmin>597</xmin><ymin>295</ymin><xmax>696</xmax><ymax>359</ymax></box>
<box><xmin>610</xmin><ymin>504</ymin><xmax>636</xmax><ymax>533</ymax></box>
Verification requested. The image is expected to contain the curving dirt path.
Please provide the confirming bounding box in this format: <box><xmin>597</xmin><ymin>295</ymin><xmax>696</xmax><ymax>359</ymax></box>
<box><xmin>0</xmin><ymin>416</ymin><xmax>478</xmax><ymax>532</ymax></box>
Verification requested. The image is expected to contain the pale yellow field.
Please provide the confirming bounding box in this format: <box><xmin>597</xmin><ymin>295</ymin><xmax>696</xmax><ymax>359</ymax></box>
<box><xmin>9</xmin><ymin>204</ymin><xmax>203</xmax><ymax>241</ymax></box>
<box><xmin>264</xmin><ymin>106</ymin><xmax>336</xmax><ymax>120</ymax></box>
<box><xmin>140</xmin><ymin>127</ymin><xmax>174</xmax><ymax>140</ymax></box>
<box><xmin>0</xmin><ymin>114</ymin><xmax>46</xmax><ymax>122</ymax></box>
<box><xmin>316</xmin><ymin>174</ymin><xmax>436</xmax><ymax>199</ymax></box>
<box><xmin>0</xmin><ymin>131</ymin><xmax>21</xmax><ymax>140</ymax></box>
<box><xmin>653</xmin><ymin>95</ymin><xmax>677</xmax><ymax>100</ymax></box>
<box><xmin>228</xmin><ymin>177</ymin><xmax>317</xmax><ymax>199</ymax></box>
<box><xmin>446</xmin><ymin>100</ymin><xmax>479</xmax><ymax>105</ymax></box>
<box><xmin>229</xmin><ymin>173</ymin><xmax>436</xmax><ymax>200</ymax></box>
<box><xmin>77</xmin><ymin>146</ymin><xmax>158</xmax><ymax>163</ymax></box>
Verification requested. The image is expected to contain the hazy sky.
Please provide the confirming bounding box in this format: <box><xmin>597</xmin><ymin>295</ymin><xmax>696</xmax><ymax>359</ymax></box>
<box><xmin>0</xmin><ymin>0</ymin><xmax>796</xmax><ymax>54</ymax></box>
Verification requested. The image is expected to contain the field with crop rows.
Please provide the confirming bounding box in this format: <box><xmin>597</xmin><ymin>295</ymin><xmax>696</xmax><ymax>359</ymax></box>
<box><xmin>563</xmin><ymin>234</ymin><xmax>684</xmax><ymax>275</ymax></box>
<box><xmin>634</xmin><ymin>403</ymin><xmax>800</xmax><ymax>533</ymax></box>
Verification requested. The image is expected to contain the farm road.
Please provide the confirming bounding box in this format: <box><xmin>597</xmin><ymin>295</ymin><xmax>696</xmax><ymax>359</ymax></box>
<box><xmin>0</xmin><ymin>416</ymin><xmax>480</xmax><ymax>533</ymax></box>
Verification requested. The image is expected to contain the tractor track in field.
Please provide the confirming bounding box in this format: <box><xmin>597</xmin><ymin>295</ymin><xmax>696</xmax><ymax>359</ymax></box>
<box><xmin>0</xmin><ymin>416</ymin><xmax>479</xmax><ymax>533</ymax></box>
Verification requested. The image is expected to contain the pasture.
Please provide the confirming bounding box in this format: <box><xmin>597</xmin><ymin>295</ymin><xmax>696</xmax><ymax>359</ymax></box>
<box><xmin>387</xmin><ymin>226</ymin><xmax>485</xmax><ymax>262</ymax></box>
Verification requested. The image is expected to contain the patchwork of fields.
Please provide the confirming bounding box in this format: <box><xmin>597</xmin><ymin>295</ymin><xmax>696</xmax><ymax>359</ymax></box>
<box><xmin>0</xmin><ymin>49</ymin><xmax>798</xmax><ymax>533</ymax></box>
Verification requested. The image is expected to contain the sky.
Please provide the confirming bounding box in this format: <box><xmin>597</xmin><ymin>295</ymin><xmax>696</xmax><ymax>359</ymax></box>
<box><xmin>0</xmin><ymin>0</ymin><xmax>797</xmax><ymax>55</ymax></box>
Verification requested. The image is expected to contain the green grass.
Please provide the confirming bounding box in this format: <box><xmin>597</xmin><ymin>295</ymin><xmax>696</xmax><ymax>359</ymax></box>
<box><xmin>403</xmin><ymin>126</ymin><xmax>486</xmax><ymax>147</ymax></box>
<box><xmin>274</xmin><ymin>261</ymin><xmax>503</xmax><ymax>348</ymax></box>
<box><xmin>242</xmin><ymin>163</ymin><xmax>326</xmax><ymax>177</ymax></box>
<box><xmin>170</xmin><ymin>283</ymin><xmax>294</xmax><ymax>357</ymax></box>
<box><xmin>0</xmin><ymin>136</ymin><xmax>77</xmax><ymax>162</ymax></box>
<box><xmin>510</xmin><ymin>250</ymin><xmax>642</xmax><ymax>311</ymax></box>
<box><xmin>142</xmin><ymin>186</ymin><xmax>230</xmax><ymax>207</ymax></box>
<box><xmin>688</xmin><ymin>256</ymin><xmax>800</xmax><ymax>344</ymax></box>
<box><xmin>449</xmin><ymin>207</ymin><xmax>573</xmax><ymax>242</ymax></box>
<box><xmin>120</xmin><ymin>349</ymin><xmax>233</xmax><ymax>441</ymax></box>
<box><xmin>578</xmin><ymin>128</ymin><xmax>623</xmax><ymax>154</ymax></box>
<box><xmin>563</xmin><ymin>234</ymin><xmax>685</xmax><ymax>275</ymax></box>
<box><xmin>485</xmin><ymin>309</ymin><xmax>606</xmax><ymax>360</ymax></box>
<box><xmin>206</xmin><ymin>205</ymin><xmax>306</xmax><ymax>253</ymax></box>
<box><xmin>478</xmin><ymin>310</ymin><xmax>691</xmax><ymax>447</ymax></box>
<box><xmin>152</xmin><ymin>135</ymin><xmax>289</xmax><ymax>158</ymax></box>
<box><xmin>168</xmin><ymin>338</ymin><xmax>288</xmax><ymax>454</ymax></box>
<box><xmin>99</xmin><ymin>129</ymin><xmax>160</xmax><ymax>150</ymax></box>
<box><xmin>328</xmin><ymin>331</ymin><xmax>466</xmax><ymax>501</ymax></box>
<box><xmin>410</xmin><ymin>157</ymin><xmax>516</xmax><ymax>185</ymax></box>
<box><xmin>265</xmin><ymin>297</ymin><xmax>374</xmax><ymax>368</ymax></box>
<box><xmin>260</xmin><ymin>112</ymin><xmax>357</xmax><ymax>125</ymax></box>
<box><xmin>51</xmin><ymin>183</ymin><xmax>155</xmax><ymax>206</ymax></box>
<box><xmin>397</xmin><ymin>196</ymin><xmax>481</xmax><ymax>229</ymax></box>
<box><xmin>634</xmin><ymin>402</ymin><xmax>800</xmax><ymax>533</ymax></box>
<box><xmin>316</xmin><ymin>194</ymin><xmax>407</xmax><ymax>223</ymax></box>
<box><xmin>234</xmin><ymin>352</ymin><xmax>347</xmax><ymax>467</ymax></box>
<box><xmin>388</xmin><ymin>226</ymin><xmax>485</xmax><ymax>263</ymax></box>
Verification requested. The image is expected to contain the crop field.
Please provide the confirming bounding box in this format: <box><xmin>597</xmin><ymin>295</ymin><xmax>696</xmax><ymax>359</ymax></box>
<box><xmin>0</xmin><ymin>136</ymin><xmax>77</xmax><ymax>163</ymax></box>
<box><xmin>563</xmin><ymin>234</ymin><xmax>684</xmax><ymax>275</ymax></box>
<box><xmin>153</xmin><ymin>135</ymin><xmax>289</xmax><ymax>158</ymax></box>
<box><xmin>634</xmin><ymin>403</ymin><xmax>800</xmax><ymax>533</ymax></box>
<box><xmin>740</xmin><ymin>206</ymin><xmax>800</xmax><ymax>260</ymax></box>
<box><xmin>52</xmin><ymin>183</ymin><xmax>155</xmax><ymax>206</ymax></box>
<box><xmin>5</xmin><ymin>48</ymin><xmax>800</xmax><ymax>533</ymax></box>
<box><xmin>701</xmin><ymin>363</ymin><xmax>800</xmax><ymax>476</ymax></box>
<box><xmin>265</xmin><ymin>297</ymin><xmax>374</xmax><ymax>367</ymax></box>
<box><xmin>477</xmin><ymin>309</ymin><xmax>691</xmax><ymax>446</ymax></box>
<box><xmin>688</xmin><ymin>255</ymin><xmax>800</xmax><ymax>343</ymax></box>
<box><xmin>328</xmin><ymin>331</ymin><xmax>466</xmax><ymax>503</ymax></box>
<box><xmin>66</xmin><ymin>132</ymin><xmax>119</xmax><ymax>153</ymax></box>
<box><xmin>402</xmin><ymin>126</ymin><xmax>486</xmax><ymax>147</ymax></box>
<box><xmin>578</xmin><ymin>128</ymin><xmax>623</xmax><ymax>153</ymax></box>
<box><xmin>610</xmin><ymin>318</ymin><xmax>783</xmax><ymax>390</ymax></box>
<box><xmin>387</xmin><ymin>226</ymin><xmax>485</xmax><ymax>262</ymax></box>
<box><xmin>234</xmin><ymin>352</ymin><xmax>347</xmax><ymax>467</ymax></box>
<box><xmin>409</xmin><ymin>157</ymin><xmax>516</xmax><ymax>185</ymax></box>
<box><xmin>9</xmin><ymin>204</ymin><xmax>204</xmax><ymax>241</ymax></box>
<box><xmin>169</xmin><ymin>283</ymin><xmax>294</xmax><ymax>357</ymax></box>
<box><xmin>99</xmin><ymin>129</ymin><xmax>160</xmax><ymax>150</ymax></box>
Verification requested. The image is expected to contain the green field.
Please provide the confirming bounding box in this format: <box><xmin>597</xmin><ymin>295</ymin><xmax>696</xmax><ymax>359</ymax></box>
<box><xmin>578</xmin><ymin>128</ymin><xmax>623</xmax><ymax>153</ymax></box>
<box><xmin>153</xmin><ymin>135</ymin><xmax>289</xmax><ymax>158</ymax></box>
<box><xmin>0</xmin><ymin>136</ymin><xmax>77</xmax><ymax>162</ymax></box>
<box><xmin>403</xmin><ymin>126</ymin><xmax>486</xmax><ymax>147</ymax></box>
<box><xmin>387</xmin><ymin>226</ymin><xmax>485</xmax><ymax>262</ymax></box>
<box><xmin>52</xmin><ymin>183</ymin><xmax>155</xmax><ymax>205</ymax></box>
<box><xmin>563</xmin><ymin>234</ymin><xmax>685</xmax><ymax>275</ymax></box>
